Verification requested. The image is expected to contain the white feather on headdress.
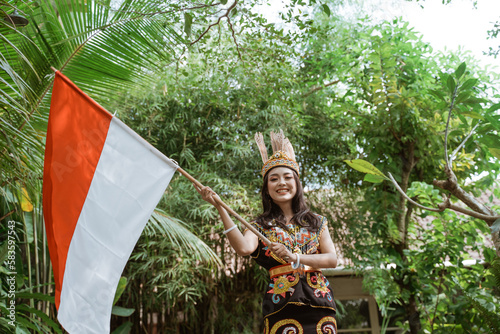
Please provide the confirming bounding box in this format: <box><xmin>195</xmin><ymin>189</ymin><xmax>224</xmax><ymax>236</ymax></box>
<box><xmin>270</xmin><ymin>129</ymin><xmax>295</xmax><ymax>161</ymax></box>
<box><xmin>254</xmin><ymin>132</ymin><xmax>268</xmax><ymax>164</ymax></box>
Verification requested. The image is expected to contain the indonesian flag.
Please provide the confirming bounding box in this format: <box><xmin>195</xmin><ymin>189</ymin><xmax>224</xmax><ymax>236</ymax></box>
<box><xmin>43</xmin><ymin>71</ymin><xmax>178</xmax><ymax>333</ymax></box>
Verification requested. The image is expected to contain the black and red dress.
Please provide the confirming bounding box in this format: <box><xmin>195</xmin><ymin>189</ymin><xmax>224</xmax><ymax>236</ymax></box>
<box><xmin>247</xmin><ymin>214</ymin><xmax>337</xmax><ymax>334</ymax></box>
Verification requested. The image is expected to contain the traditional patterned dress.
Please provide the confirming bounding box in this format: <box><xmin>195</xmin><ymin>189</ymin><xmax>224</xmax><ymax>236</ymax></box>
<box><xmin>247</xmin><ymin>214</ymin><xmax>337</xmax><ymax>334</ymax></box>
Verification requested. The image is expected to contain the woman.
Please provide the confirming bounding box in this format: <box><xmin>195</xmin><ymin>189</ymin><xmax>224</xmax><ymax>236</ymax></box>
<box><xmin>196</xmin><ymin>131</ymin><xmax>338</xmax><ymax>333</ymax></box>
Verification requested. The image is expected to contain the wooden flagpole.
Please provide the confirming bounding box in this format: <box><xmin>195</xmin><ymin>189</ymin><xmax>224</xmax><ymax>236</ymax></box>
<box><xmin>176</xmin><ymin>167</ymin><xmax>271</xmax><ymax>245</ymax></box>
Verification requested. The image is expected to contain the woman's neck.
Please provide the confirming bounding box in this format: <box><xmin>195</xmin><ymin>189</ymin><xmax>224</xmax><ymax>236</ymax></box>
<box><xmin>278</xmin><ymin>203</ymin><xmax>294</xmax><ymax>222</ymax></box>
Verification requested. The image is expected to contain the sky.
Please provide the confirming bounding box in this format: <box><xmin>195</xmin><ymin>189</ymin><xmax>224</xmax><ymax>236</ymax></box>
<box><xmin>332</xmin><ymin>0</ymin><xmax>499</xmax><ymax>69</ymax></box>
<box><xmin>262</xmin><ymin>0</ymin><xmax>499</xmax><ymax>70</ymax></box>
<box><xmin>392</xmin><ymin>0</ymin><xmax>499</xmax><ymax>70</ymax></box>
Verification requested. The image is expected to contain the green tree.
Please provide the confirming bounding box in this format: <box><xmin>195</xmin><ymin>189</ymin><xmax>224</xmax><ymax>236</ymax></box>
<box><xmin>297</xmin><ymin>14</ymin><xmax>499</xmax><ymax>332</ymax></box>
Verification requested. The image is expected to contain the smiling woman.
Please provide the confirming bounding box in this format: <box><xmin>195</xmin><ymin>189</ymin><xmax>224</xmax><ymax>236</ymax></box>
<box><xmin>197</xmin><ymin>130</ymin><xmax>338</xmax><ymax>334</ymax></box>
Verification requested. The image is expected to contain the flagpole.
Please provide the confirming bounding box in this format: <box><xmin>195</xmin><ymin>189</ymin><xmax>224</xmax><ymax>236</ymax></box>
<box><xmin>176</xmin><ymin>167</ymin><xmax>271</xmax><ymax>245</ymax></box>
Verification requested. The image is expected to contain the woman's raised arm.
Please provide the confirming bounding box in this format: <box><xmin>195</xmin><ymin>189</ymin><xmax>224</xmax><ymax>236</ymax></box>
<box><xmin>195</xmin><ymin>185</ymin><xmax>259</xmax><ymax>256</ymax></box>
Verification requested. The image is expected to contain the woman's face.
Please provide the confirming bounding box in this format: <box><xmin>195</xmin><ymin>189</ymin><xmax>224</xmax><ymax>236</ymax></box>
<box><xmin>266</xmin><ymin>167</ymin><xmax>297</xmax><ymax>206</ymax></box>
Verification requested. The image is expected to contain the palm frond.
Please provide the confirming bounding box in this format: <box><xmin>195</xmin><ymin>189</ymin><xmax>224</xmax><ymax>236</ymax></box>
<box><xmin>145</xmin><ymin>209</ymin><xmax>222</xmax><ymax>267</ymax></box>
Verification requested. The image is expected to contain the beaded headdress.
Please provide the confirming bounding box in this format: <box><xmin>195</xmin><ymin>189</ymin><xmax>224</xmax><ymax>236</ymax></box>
<box><xmin>255</xmin><ymin>130</ymin><xmax>299</xmax><ymax>177</ymax></box>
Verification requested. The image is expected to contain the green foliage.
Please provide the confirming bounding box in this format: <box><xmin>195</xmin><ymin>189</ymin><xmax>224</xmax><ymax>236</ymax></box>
<box><xmin>113</xmin><ymin>277</ymin><xmax>128</xmax><ymax>306</ymax></box>
<box><xmin>406</xmin><ymin>181</ymin><xmax>443</xmax><ymax>209</ymax></box>
<box><xmin>487</xmin><ymin>21</ymin><xmax>500</xmax><ymax>58</ymax></box>
<box><xmin>456</xmin><ymin>259</ymin><xmax>500</xmax><ymax>333</ymax></box>
<box><xmin>111</xmin><ymin>321</ymin><xmax>133</xmax><ymax>334</ymax></box>
<box><xmin>1</xmin><ymin>0</ymin><xmax>499</xmax><ymax>333</ymax></box>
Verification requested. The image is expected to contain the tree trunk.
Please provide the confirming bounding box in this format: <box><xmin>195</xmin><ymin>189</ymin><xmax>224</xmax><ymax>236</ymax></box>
<box><xmin>394</xmin><ymin>142</ymin><xmax>422</xmax><ymax>333</ymax></box>
<box><xmin>407</xmin><ymin>295</ymin><xmax>421</xmax><ymax>333</ymax></box>
<box><xmin>396</xmin><ymin>142</ymin><xmax>417</xmax><ymax>242</ymax></box>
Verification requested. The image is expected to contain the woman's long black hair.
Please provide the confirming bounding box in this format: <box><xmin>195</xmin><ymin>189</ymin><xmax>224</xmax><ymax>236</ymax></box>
<box><xmin>255</xmin><ymin>167</ymin><xmax>321</xmax><ymax>231</ymax></box>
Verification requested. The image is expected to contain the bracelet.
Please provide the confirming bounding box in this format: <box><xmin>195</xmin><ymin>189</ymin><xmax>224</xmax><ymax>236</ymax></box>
<box><xmin>223</xmin><ymin>225</ymin><xmax>238</xmax><ymax>235</ymax></box>
<box><xmin>291</xmin><ymin>254</ymin><xmax>300</xmax><ymax>269</ymax></box>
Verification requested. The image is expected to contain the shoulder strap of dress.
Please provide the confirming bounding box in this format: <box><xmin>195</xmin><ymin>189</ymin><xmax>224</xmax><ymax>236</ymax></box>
<box><xmin>318</xmin><ymin>215</ymin><xmax>328</xmax><ymax>240</ymax></box>
<box><xmin>243</xmin><ymin>220</ymin><xmax>262</xmax><ymax>234</ymax></box>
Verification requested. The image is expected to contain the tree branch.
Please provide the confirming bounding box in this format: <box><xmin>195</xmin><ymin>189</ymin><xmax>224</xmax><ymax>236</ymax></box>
<box><xmin>449</xmin><ymin>122</ymin><xmax>480</xmax><ymax>165</ymax></box>
<box><xmin>226</xmin><ymin>16</ymin><xmax>242</xmax><ymax>61</ymax></box>
<box><xmin>387</xmin><ymin>172</ymin><xmax>444</xmax><ymax>213</ymax></box>
<box><xmin>446</xmin><ymin>203</ymin><xmax>500</xmax><ymax>222</ymax></box>
<box><xmin>389</xmin><ymin>172</ymin><xmax>500</xmax><ymax>223</ymax></box>
<box><xmin>190</xmin><ymin>0</ymin><xmax>238</xmax><ymax>45</ymax></box>
<box><xmin>302</xmin><ymin>80</ymin><xmax>340</xmax><ymax>98</ymax></box>
<box><xmin>434</xmin><ymin>165</ymin><xmax>495</xmax><ymax>215</ymax></box>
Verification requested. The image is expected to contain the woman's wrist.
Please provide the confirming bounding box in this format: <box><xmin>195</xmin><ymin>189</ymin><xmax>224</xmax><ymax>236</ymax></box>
<box><xmin>286</xmin><ymin>254</ymin><xmax>299</xmax><ymax>263</ymax></box>
<box><xmin>215</xmin><ymin>203</ymin><xmax>226</xmax><ymax>213</ymax></box>
<box><xmin>291</xmin><ymin>253</ymin><xmax>300</xmax><ymax>269</ymax></box>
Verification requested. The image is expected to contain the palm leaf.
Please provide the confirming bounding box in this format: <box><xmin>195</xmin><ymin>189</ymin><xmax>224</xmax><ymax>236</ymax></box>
<box><xmin>0</xmin><ymin>1</ymin><xmax>205</xmax><ymax>330</ymax></box>
<box><xmin>1</xmin><ymin>0</ymin><xmax>186</xmax><ymax>199</ymax></box>
<box><xmin>145</xmin><ymin>209</ymin><xmax>222</xmax><ymax>267</ymax></box>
